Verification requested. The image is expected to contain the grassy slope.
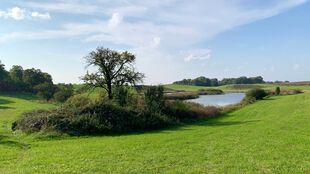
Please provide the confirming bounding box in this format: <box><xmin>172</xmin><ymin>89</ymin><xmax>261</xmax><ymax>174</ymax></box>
<box><xmin>0</xmin><ymin>93</ymin><xmax>309</xmax><ymax>173</ymax></box>
<box><xmin>165</xmin><ymin>84</ymin><xmax>310</xmax><ymax>92</ymax></box>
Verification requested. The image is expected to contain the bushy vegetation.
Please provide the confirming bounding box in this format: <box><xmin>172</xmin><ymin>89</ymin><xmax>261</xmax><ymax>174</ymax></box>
<box><xmin>163</xmin><ymin>101</ymin><xmax>221</xmax><ymax>120</ymax></box>
<box><xmin>197</xmin><ymin>89</ymin><xmax>224</xmax><ymax>95</ymax></box>
<box><xmin>246</xmin><ymin>89</ymin><xmax>267</xmax><ymax>100</ymax></box>
<box><xmin>173</xmin><ymin>76</ymin><xmax>264</xmax><ymax>86</ymax></box>
<box><xmin>12</xmin><ymin>85</ymin><xmax>224</xmax><ymax>135</ymax></box>
<box><xmin>275</xmin><ymin>86</ymin><xmax>281</xmax><ymax>95</ymax></box>
<box><xmin>53</xmin><ymin>84</ymin><xmax>74</xmax><ymax>103</ymax></box>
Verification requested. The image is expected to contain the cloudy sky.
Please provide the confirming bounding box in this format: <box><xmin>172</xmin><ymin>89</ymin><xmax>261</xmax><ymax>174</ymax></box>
<box><xmin>0</xmin><ymin>0</ymin><xmax>309</xmax><ymax>84</ymax></box>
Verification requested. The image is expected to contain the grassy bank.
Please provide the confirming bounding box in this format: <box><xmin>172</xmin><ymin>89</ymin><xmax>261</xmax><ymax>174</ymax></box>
<box><xmin>0</xmin><ymin>93</ymin><xmax>309</xmax><ymax>173</ymax></box>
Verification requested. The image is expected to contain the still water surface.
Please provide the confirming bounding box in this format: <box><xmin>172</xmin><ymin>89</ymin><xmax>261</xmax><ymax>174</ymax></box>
<box><xmin>187</xmin><ymin>93</ymin><xmax>245</xmax><ymax>106</ymax></box>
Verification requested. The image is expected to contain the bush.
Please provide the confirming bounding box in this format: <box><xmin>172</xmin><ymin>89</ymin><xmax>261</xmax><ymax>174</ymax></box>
<box><xmin>12</xmin><ymin>109</ymin><xmax>70</xmax><ymax>133</ymax></box>
<box><xmin>33</xmin><ymin>82</ymin><xmax>56</xmax><ymax>101</ymax></box>
<box><xmin>163</xmin><ymin>100</ymin><xmax>221</xmax><ymax>120</ymax></box>
<box><xmin>144</xmin><ymin>86</ymin><xmax>165</xmax><ymax>114</ymax></box>
<box><xmin>64</xmin><ymin>95</ymin><xmax>93</xmax><ymax>111</ymax></box>
<box><xmin>13</xmin><ymin>99</ymin><xmax>173</xmax><ymax>135</ymax></box>
<box><xmin>113</xmin><ymin>86</ymin><xmax>130</xmax><ymax>107</ymax></box>
<box><xmin>246</xmin><ymin>89</ymin><xmax>267</xmax><ymax>100</ymax></box>
<box><xmin>53</xmin><ymin>84</ymin><xmax>74</xmax><ymax>103</ymax></box>
<box><xmin>275</xmin><ymin>87</ymin><xmax>281</xmax><ymax>95</ymax></box>
<box><xmin>198</xmin><ymin>89</ymin><xmax>224</xmax><ymax>95</ymax></box>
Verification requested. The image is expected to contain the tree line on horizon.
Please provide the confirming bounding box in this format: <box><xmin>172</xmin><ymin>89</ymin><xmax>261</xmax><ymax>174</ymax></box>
<box><xmin>173</xmin><ymin>76</ymin><xmax>265</xmax><ymax>87</ymax></box>
<box><xmin>0</xmin><ymin>60</ymin><xmax>73</xmax><ymax>102</ymax></box>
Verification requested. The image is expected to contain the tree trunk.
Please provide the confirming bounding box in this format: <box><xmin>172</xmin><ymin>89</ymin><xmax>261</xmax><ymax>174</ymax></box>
<box><xmin>107</xmin><ymin>81</ymin><xmax>113</xmax><ymax>100</ymax></box>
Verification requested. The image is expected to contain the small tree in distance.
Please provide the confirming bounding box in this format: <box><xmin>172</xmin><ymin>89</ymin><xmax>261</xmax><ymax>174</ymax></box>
<box><xmin>82</xmin><ymin>47</ymin><xmax>144</xmax><ymax>100</ymax></box>
<box><xmin>275</xmin><ymin>87</ymin><xmax>281</xmax><ymax>95</ymax></box>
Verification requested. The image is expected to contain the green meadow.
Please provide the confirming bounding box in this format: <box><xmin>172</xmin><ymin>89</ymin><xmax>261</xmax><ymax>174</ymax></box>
<box><xmin>0</xmin><ymin>91</ymin><xmax>309</xmax><ymax>173</ymax></box>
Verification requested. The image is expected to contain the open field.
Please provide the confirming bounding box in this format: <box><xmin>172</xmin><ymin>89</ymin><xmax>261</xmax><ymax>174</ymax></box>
<box><xmin>165</xmin><ymin>84</ymin><xmax>310</xmax><ymax>92</ymax></box>
<box><xmin>0</xmin><ymin>92</ymin><xmax>310</xmax><ymax>173</ymax></box>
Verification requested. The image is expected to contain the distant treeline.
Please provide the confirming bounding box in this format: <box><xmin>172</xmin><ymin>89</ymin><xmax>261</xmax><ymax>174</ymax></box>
<box><xmin>0</xmin><ymin>60</ymin><xmax>73</xmax><ymax>102</ymax></box>
<box><xmin>173</xmin><ymin>76</ymin><xmax>264</xmax><ymax>86</ymax></box>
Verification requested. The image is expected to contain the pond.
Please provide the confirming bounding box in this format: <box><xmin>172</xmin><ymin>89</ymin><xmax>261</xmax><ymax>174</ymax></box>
<box><xmin>186</xmin><ymin>93</ymin><xmax>246</xmax><ymax>107</ymax></box>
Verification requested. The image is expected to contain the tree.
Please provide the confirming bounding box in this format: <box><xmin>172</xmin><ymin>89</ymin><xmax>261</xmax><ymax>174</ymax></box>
<box><xmin>0</xmin><ymin>61</ymin><xmax>12</xmax><ymax>91</ymax></box>
<box><xmin>275</xmin><ymin>87</ymin><xmax>281</xmax><ymax>95</ymax></box>
<box><xmin>9</xmin><ymin>65</ymin><xmax>25</xmax><ymax>91</ymax></box>
<box><xmin>82</xmin><ymin>47</ymin><xmax>144</xmax><ymax>99</ymax></box>
<box><xmin>10</xmin><ymin>65</ymin><xmax>23</xmax><ymax>83</ymax></box>
<box><xmin>210</xmin><ymin>78</ymin><xmax>219</xmax><ymax>86</ymax></box>
<box><xmin>33</xmin><ymin>82</ymin><xmax>56</xmax><ymax>101</ymax></box>
<box><xmin>23</xmin><ymin>68</ymin><xmax>53</xmax><ymax>91</ymax></box>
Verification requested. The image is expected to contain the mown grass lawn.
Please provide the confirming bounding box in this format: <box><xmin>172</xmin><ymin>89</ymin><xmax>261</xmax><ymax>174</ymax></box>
<box><xmin>0</xmin><ymin>92</ymin><xmax>309</xmax><ymax>173</ymax></box>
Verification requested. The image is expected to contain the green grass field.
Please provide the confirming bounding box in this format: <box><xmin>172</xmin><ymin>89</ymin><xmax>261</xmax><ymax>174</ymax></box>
<box><xmin>165</xmin><ymin>84</ymin><xmax>310</xmax><ymax>92</ymax></box>
<box><xmin>0</xmin><ymin>92</ymin><xmax>309</xmax><ymax>173</ymax></box>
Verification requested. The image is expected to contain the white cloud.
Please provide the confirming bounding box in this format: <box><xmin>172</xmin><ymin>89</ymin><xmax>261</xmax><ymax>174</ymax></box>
<box><xmin>8</xmin><ymin>7</ymin><xmax>25</xmax><ymax>20</ymax></box>
<box><xmin>0</xmin><ymin>7</ymin><xmax>26</xmax><ymax>20</ymax></box>
<box><xmin>108</xmin><ymin>13</ymin><xmax>123</xmax><ymax>28</ymax></box>
<box><xmin>184</xmin><ymin>49</ymin><xmax>211</xmax><ymax>62</ymax></box>
<box><xmin>0</xmin><ymin>6</ymin><xmax>50</xmax><ymax>20</ymax></box>
<box><xmin>31</xmin><ymin>12</ymin><xmax>51</xmax><ymax>20</ymax></box>
<box><xmin>2</xmin><ymin>1</ymin><xmax>306</xmax><ymax>45</ymax></box>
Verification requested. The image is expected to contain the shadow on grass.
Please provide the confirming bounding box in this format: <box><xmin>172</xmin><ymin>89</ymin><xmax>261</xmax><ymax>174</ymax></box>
<box><xmin>0</xmin><ymin>92</ymin><xmax>38</xmax><ymax>101</ymax></box>
<box><xmin>0</xmin><ymin>106</ymin><xmax>15</xmax><ymax>110</ymax></box>
<box><xmin>0</xmin><ymin>98</ymin><xmax>15</xmax><ymax>105</ymax></box>
<box><xmin>263</xmin><ymin>98</ymin><xmax>276</xmax><ymax>100</ymax></box>
<box><xmin>0</xmin><ymin>98</ymin><xmax>15</xmax><ymax>110</ymax></box>
<box><xmin>190</xmin><ymin>118</ymin><xmax>260</xmax><ymax>127</ymax></box>
<box><xmin>0</xmin><ymin>135</ymin><xmax>30</xmax><ymax>149</ymax></box>
<box><xmin>35</xmin><ymin>114</ymin><xmax>261</xmax><ymax>141</ymax></box>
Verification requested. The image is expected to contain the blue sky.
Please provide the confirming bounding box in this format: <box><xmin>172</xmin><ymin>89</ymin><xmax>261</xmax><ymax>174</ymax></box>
<box><xmin>0</xmin><ymin>0</ymin><xmax>309</xmax><ymax>84</ymax></box>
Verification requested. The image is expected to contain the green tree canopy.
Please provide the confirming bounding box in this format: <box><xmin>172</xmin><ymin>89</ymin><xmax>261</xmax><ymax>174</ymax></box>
<box><xmin>82</xmin><ymin>47</ymin><xmax>144</xmax><ymax>99</ymax></box>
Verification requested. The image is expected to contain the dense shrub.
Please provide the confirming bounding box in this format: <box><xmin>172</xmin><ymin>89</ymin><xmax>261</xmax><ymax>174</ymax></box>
<box><xmin>53</xmin><ymin>84</ymin><xmax>74</xmax><ymax>103</ymax></box>
<box><xmin>144</xmin><ymin>86</ymin><xmax>165</xmax><ymax>114</ymax></box>
<box><xmin>64</xmin><ymin>95</ymin><xmax>93</xmax><ymax>111</ymax></box>
<box><xmin>13</xmin><ymin>92</ymin><xmax>224</xmax><ymax>135</ymax></box>
<box><xmin>246</xmin><ymin>89</ymin><xmax>267</xmax><ymax>100</ymax></box>
<box><xmin>33</xmin><ymin>82</ymin><xmax>56</xmax><ymax>101</ymax></box>
<box><xmin>163</xmin><ymin>101</ymin><xmax>221</xmax><ymax>120</ymax></box>
<box><xmin>13</xmin><ymin>99</ymin><xmax>173</xmax><ymax>135</ymax></box>
<box><xmin>275</xmin><ymin>87</ymin><xmax>281</xmax><ymax>95</ymax></box>
<box><xmin>12</xmin><ymin>109</ymin><xmax>70</xmax><ymax>133</ymax></box>
<box><xmin>197</xmin><ymin>89</ymin><xmax>224</xmax><ymax>95</ymax></box>
<box><xmin>113</xmin><ymin>86</ymin><xmax>130</xmax><ymax>107</ymax></box>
